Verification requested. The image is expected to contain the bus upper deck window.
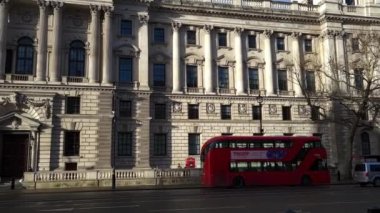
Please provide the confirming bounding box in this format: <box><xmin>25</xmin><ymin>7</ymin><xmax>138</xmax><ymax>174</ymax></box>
<box><xmin>314</xmin><ymin>141</ymin><xmax>322</xmax><ymax>148</ymax></box>
<box><xmin>236</xmin><ymin>142</ymin><xmax>247</xmax><ymax>148</ymax></box>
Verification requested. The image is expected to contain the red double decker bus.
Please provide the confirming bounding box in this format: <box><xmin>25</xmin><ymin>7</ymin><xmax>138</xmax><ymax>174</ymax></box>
<box><xmin>201</xmin><ymin>136</ymin><xmax>330</xmax><ymax>187</ymax></box>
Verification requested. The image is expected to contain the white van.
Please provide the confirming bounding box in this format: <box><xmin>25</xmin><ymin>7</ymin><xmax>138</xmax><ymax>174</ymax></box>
<box><xmin>353</xmin><ymin>162</ymin><xmax>380</xmax><ymax>186</ymax></box>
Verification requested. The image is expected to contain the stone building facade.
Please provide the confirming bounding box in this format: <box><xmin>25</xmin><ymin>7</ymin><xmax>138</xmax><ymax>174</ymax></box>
<box><xmin>0</xmin><ymin>0</ymin><xmax>379</xmax><ymax>180</ymax></box>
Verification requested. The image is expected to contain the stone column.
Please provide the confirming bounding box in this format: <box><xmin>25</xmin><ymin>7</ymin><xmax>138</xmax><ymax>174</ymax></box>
<box><xmin>138</xmin><ymin>13</ymin><xmax>149</xmax><ymax>90</ymax></box>
<box><xmin>49</xmin><ymin>1</ymin><xmax>63</xmax><ymax>82</ymax></box>
<box><xmin>102</xmin><ymin>6</ymin><xmax>113</xmax><ymax>85</ymax></box>
<box><xmin>89</xmin><ymin>5</ymin><xmax>100</xmax><ymax>83</ymax></box>
<box><xmin>291</xmin><ymin>32</ymin><xmax>302</xmax><ymax>96</ymax></box>
<box><xmin>172</xmin><ymin>21</ymin><xmax>181</xmax><ymax>93</ymax></box>
<box><xmin>234</xmin><ymin>27</ymin><xmax>244</xmax><ymax>95</ymax></box>
<box><xmin>203</xmin><ymin>25</ymin><xmax>213</xmax><ymax>94</ymax></box>
<box><xmin>335</xmin><ymin>31</ymin><xmax>347</xmax><ymax>93</ymax></box>
<box><xmin>263</xmin><ymin>29</ymin><xmax>274</xmax><ymax>95</ymax></box>
<box><xmin>0</xmin><ymin>0</ymin><xmax>10</xmax><ymax>80</ymax></box>
<box><xmin>36</xmin><ymin>0</ymin><xmax>48</xmax><ymax>81</ymax></box>
<box><xmin>322</xmin><ymin>30</ymin><xmax>336</xmax><ymax>91</ymax></box>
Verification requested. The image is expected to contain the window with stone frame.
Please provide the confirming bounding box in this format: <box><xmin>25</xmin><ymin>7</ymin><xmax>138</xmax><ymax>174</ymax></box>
<box><xmin>361</xmin><ymin>132</ymin><xmax>371</xmax><ymax>155</ymax></box>
<box><xmin>277</xmin><ymin>69</ymin><xmax>288</xmax><ymax>91</ymax></box>
<box><xmin>187</xmin><ymin>30</ymin><xmax>196</xmax><ymax>45</ymax></box>
<box><xmin>248</xmin><ymin>34</ymin><xmax>257</xmax><ymax>49</ymax></box>
<box><xmin>154</xmin><ymin>28</ymin><xmax>165</xmax><ymax>43</ymax></box>
<box><xmin>188</xmin><ymin>104</ymin><xmax>199</xmax><ymax>119</ymax></box>
<box><xmin>16</xmin><ymin>37</ymin><xmax>34</xmax><ymax>75</ymax></box>
<box><xmin>66</xmin><ymin>96</ymin><xmax>80</xmax><ymax>114</ymax></box>
<box><xmin>119</xmin><ymin>100</ymin><xmax>132</xmax><ymax>117</ymax></box>
<box><xmin>352</xmin><ymin>38</ymin><xmax>360</xmax><ymax>52</ymax></box>
<box><xmin>68</xmin><ymin>40</ymin><xmax>85</xmax><ymax>77</ymax></box>
<box><xmin>120</xmin><ymin>20</ymin><xmax>132</xmax><ymax>37</ymax></box>
<box><xmin>354</xmin><ymin>68</ymin><xmax>364</xmax><ymax>90</ymax></box>
<box><xmin>218</xmin><ymin>32</ymin><xmax>227</xmax><ymax>47</ymax></box>
<box><xmin>218</xmin><ymin>66</ymin><xmax>229</xmax><ymax>89</ymax></box>
<box><xmin>186</xmin><ymin>65</ymin><xmax>198</xmax><ymax>88</ymax></box>
<box><xmin>119</xmin><ymin>57</ymin><xmax>133</xmax><ymax>83</ymax></box>
<box><xmin>276</xmin><ymin>37</ymin><xmax>285</xmax><ymax>51</ymax></box>
<box><xmin>282</xmin><ymin>106</ymin><xmax>292</xmax><ymax>120</ymax></box>
<box><xmin>304</xmin><ymin>39</ymin><xmax>312</xmax><ymax>52</ymax></box>
<box><xmin>118</xmin><ymin>132</ymin><xmax>132</xmax><ymax>156</ymax></box>
<box><xmin>311</xmin><ymin>106</ymin><xmax>320</xmax><ymax>121</ymax></box>
<box><xmin>64</xmin><ymin>131</ymin><xmax>80</xmax><ymax>156</ymax></box>
<box><xmin>252</xmin><ymin>105</ymin><xmax>261</xmax><ymax>120</ymax></box>
<box><xmin>188</xmin><ymin>133</ymin><xmax>200</xmax><ymax>155</ymax></box>
<box><xmin>248</xmin><ymin>68</ymin><xmax>259</xmax><ymax>90</ymax></box>
<box><xmin>221</xmin><ymin>104</ymin><xmax>231</xmax><ymax>120</ymax></box>
<box><xmin>154</xmin><ymin>103</ymin><xmax>166</xmax><ymax>119</ymax></box>
<box><xmin>154</xmin><ymin>133</ymin><xmax>167</xmax><ymax>156</ymax></box>
<box><xmin>153</xmin><ymin>63</ymin><xmax>166</xmax><ymax>87</ymax></box>
<box><xmin>305</xmin><ymin>71</ymin><xmax>316</xmax><ymax>92</ymax></box>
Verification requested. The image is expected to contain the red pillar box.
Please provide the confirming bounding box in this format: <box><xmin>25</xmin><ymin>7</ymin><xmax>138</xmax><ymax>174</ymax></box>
<box><xmin>185</xmin><ymin>157</ymin><xmax>196</xmax><ymax>168</ymax></box>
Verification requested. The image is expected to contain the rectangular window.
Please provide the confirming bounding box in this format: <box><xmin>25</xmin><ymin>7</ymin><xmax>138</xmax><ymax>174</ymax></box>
<box><xmin>252</xmin><ymin>105</ymin><xmax>261</xmax><ymax>120</ymax></box>
<box><xmin>155</xmin><ymin>103</ymin><xmax>166</xmax><ymax>119</ymax></box>
<box><xmin>65</xmin><ymin>163</ymin><xmax>77</xmax><ymax>171</ymax></box>
<box><xmin>304</xmin><ymin>39</ymin><xmax>312</xmax><ymax>52</ymax></box>
<box><xmin>277</xmin><ymin>37</ymin><xmax>285</xmax><ymax>51</ymax></box>
<box><xmin>218</xmin><ymin>33</ymin><xmax>227</xmax><ymax>47</ymax></box>
<box><xmin>119</xmin><ymin>100</ymin><xmax>132</xmax><ymax>117</ymax></box>
<box><xmin>66</xmin><ymin>96</ymin><xmax>80</xmax><ymax>114</ymax></box>
<box><xmin>248</xmin><ymin>35</ymin><xmax>256</xmax><ymax>49</ymax></box>
<box><xmin>154</xmin><ymin>133</ymin><xmax>166</xmax><ymax>156</ymax></box>
<box><xmin>187</xmin><ymin>30</ymin><xmax>196</xmax><ymax>45</ymax></box>
<box><xmin>248</xmin><ymin>68</ymin><xmax>259</xmax><ymax>90</ymax></box>
<box><xmin>311</xmin><ymin>106</ymin><xmax>320</xmax><ymax>121</ymax></box>
<box><xmin>218</xmin><ymin>66</ymin><xmax>229</xmax><ymax>89</ymax></box>
<box><xmin>354</xmin><ymin>69</ymin><xmax>363</xmax><ymax>90</ymax></box>
<box><xmin>352</xmin><ymin>38</ymin><xmax>359</xmax><ymax>52</ymax></box>
<box><xmin>154</xmin><ymin>28</ymin><xmax>165</xmax><ymax>43</ymax></box>
<box><xmin>188</xmin><ymin>104</ymin><xmax>199</xmax><ymax>119</ymax></box>
<box><xmin>119</xmin><ymin>57</ymin><xmax>133</xmax><ymax>83</ymax></box>
<box><xmin>118</xmin><ymin>132</ymin><xmax>132</xmax><ymax>156</ymax></box>
<box><xmin>278</xmin><ymin>69</ymin><xmax>288</xmax><ymax>91</ymax></box>
<box><xmin>221</xmin><ymin>105</ymin><xmax>231</xmax><ymax>120</ymax></box>
<box><xmin>306</xmin><ymin>71</ymin><xmax>316</xmax><ymax>92</ymax></box>
<box><xmin>153</xmin><ymin>64</ymin><xmax>166</xmax><ymax>87</ymax></box>
<box><xmin>120</xmin><ymin>20</ymin><xmax>132</xmax><ymax>37</ymax></box>
<box><xmin>64</xmin><ymin>131</ymin><xmax>80</xmax><ymax>156</ymax></box>
<box><xmin>186</xmin><ymin>65</ymin><xmax>198</xmax><ymax>88</ymax></box>
<box><xmin>188</xmin><ymin>134</ymin><xmax>200</xmax><ymax>155</ymax></box>
<box><xmin>5</xmin><ymin>49</ymin><xmax>12</xmax><ymax>74</ymax></box>
<box><xmin>282</xmin><ymin>106</ymin><xmax>291</xmax><ymax>120</ymax></box>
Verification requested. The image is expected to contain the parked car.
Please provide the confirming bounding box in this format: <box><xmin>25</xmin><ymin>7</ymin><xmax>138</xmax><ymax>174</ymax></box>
<box><xmin>353</xmin><ymin>162</ymin><xmax>380</xmax><ymax>186</ymax></box>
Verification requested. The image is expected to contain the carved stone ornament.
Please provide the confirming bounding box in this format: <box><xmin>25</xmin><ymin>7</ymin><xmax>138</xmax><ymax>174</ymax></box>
<box><xmin>206</xmin><ymin>103</ymin><xmax>215</xmax><ymax>114</ymax></box>
<box><xmin>11</xmin><ymin>118</ymin><xmax>21</xmax><ymax>129</ymax></box>
<box><xmin>298</xmin><ymin>105</ymin><xmax>307</xmax><ymax>115</ymax></box>
<box><xmin>238</xmin><ymin>103</ymin><xmax>247</xmax><ymax>114</ymax></box>
<box><xmin>0</xmin><ymin>0</ymin><xmax>10</xmax><ymax>6</ymax></box>
<box><xmin>203</xmin><ymin>25</ymin><xmax>213</xmax><ymax>33</ymax></box>
<box><xmin>269</xmin><ymin>104</ymin><xmax>277</xmax><ymax>115</ymax></box>
<box><xmin>138</xmin><ymin>14</ymin><xmax>149</xmax><ymax>25</ymax></box>
<box><xmin>172</xmin><ymin>21</ymin><xmax>181</xmax><ymax>31</ymax></box>
<box><xmin>263</xmin><ymin>29</ymin><xmax>273</xmax><ymax>38</ymax></box>
<box><xmin>1</xmin><ymin>92</ymin><xmax>52</xmax><ymax>119</ymax></box>
<box><xmin>173</xmin><ymin>102</ymin><xmax>182</xmax><ymax>113</ymax></box>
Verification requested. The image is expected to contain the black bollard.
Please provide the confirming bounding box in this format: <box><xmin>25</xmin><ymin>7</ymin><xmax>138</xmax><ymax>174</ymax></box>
<box><xmin>11</xmin><ymin>178</ymin><xmax>15</xmax><ymax>190</ymax></box>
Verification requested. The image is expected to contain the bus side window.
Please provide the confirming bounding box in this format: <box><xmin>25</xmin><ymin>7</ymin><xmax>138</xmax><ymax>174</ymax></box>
<box><xmin>263</xmin><ymin>141</ymin><xmax>274</xmax><ymax>148</ymax></box>
<box><xmin>230</xmin><ymin>162</ymin><xmax>237</xmax><ymax>172</ymax></box>
<box><xmin>314</xmin><ymin>141</ymin><xmax>322</xmax><ymax>148</ymax></box>
<box><xmin>249</xmin><ymin>162</ymin><xmax>261</xmax><ymax>172</ymax></box>
<box><xmin>237</xmin><ymin>162</ymin><xmax>248</xmax><ymax>172</ymax></box>
<box><xmin>236</xmin><ymin>142</ymin><xmax>247</xmax><ymax>148</ymax></box>
<box><xmin>303</xmin><ymin>142</ymin><xmax>312</xmax><ymax>149</ymax></box>
<box><xmin>229</xmin><ymin>141</ymin><xmax>236</xmax><ymax>148</ymax></box>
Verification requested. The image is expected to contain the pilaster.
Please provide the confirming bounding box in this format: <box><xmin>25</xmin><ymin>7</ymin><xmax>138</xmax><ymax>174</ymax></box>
<box><xmin>102</xmin><ymin>6</ymin><xmax>113</xmax><ymax>85</ymax></box>
<box><xmin>49</xmin><ymin>1</ymin><xmax>63</xmax><ymax>82</ymax></box>
<box><xmin>172</xmin><ymin>22</ymin><xmax>182</xmax><ymax>93</ymax></box>
<box><xmin>0</xmin><ymin>0</ymin><xmax>10</xmax><ymax>81</ymax></box>
<box><xmin>263</xmin><ymin>29</ymin><xmax>274</xmax><ymax>96</ymax></box>
<box><xmin>89</xmin><ymin>5</ymin><xmax>101</xmax><ymax>83</ymax></box>
<box><xmin>138</xmin><ymin>13</ymin><xmax>150</xmax><ymax>90</ymax></box>
<box><xmin>36</xmin><ymin>0</ymin><xmax>49</xmax><ymax>82</ymax></box>
<box><xmin>203</xmin><ymin>25</ymin><xmax>213</xmax><ymax>94</ymax></box>
<box><xmin>234</xmin><ymin>27</ymin><xmax>244</xmax><ymax>95</ymax></box>
<box><xmin>291</xmin><ymin>32</ymin><xmax>302</xmax><ymax>97</ymax></box>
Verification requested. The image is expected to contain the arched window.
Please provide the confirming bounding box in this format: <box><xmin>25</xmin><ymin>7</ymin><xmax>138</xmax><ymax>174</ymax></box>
<box><xmin>68</xmin><ymin>40</ymin><xmax>85</xmax><ymax>77</ymax></box>
<box><xmin>361</xmin><ymin>132</ymin><xmax>371</xmax><ymax>156</ymax></box>
<box><xmin>16</xmin><ymin>37</ymin><xmax>34</xmax><ymax>75</ymax></box>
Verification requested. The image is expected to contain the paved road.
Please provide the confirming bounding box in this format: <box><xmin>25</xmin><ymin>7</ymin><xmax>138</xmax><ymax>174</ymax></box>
<box><xmin>0</xmin><ymin>185</ymin><xmax>379</xmax><ymax>213</ymax></box>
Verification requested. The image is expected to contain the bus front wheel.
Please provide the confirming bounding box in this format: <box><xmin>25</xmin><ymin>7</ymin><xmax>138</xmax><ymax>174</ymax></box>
<box><xmin>233</xmin><ymin>176</ymin><xmax>245</xmax><ymax>188</ymax></box>
<box><xmin>301</xmin><ymin>175</ymin><xmax>312</xmax><ymax>186</ymax></box>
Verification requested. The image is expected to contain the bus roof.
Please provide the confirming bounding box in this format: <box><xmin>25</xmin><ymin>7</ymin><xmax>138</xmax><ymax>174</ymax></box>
<box><xmin>201</xmin><ymin>136</ymin><xmax>321</xmax><ymax>151</ymax></box>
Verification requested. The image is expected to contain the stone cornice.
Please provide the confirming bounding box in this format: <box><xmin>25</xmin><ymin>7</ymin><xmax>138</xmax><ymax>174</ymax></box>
<box><xmin>0</xmin><ymin>84</ymin><xmax>114</xmax><ymax>92</ymax></box>
<box><xmin>319</xmin><ymin>13</ymin><xmax>380</xmax><ymax>25</ymax></box>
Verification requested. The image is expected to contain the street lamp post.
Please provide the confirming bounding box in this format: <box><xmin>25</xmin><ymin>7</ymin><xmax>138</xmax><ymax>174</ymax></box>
<box><xmin>111</xmin><ymin>89</ymin><xmax>116</xmax><ymax>190</ymax></box>
<box><xmin>256</xmin><ymin>94</ymin><xmax>264</xmax><ymax>135</ymax></box>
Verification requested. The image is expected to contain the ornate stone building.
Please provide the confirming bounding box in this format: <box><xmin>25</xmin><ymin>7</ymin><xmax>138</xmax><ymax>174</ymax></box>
<box><xmin>0</xmin><ymin>0</ymin><xmax>379</xmax><ymax>181</ymax></box>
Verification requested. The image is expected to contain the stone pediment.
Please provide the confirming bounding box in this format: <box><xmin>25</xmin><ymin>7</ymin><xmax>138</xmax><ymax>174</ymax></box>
<box><xmin>0</xmin><ymin>112</ymin><xmax>42</xmax><ymax>131</ymax></box>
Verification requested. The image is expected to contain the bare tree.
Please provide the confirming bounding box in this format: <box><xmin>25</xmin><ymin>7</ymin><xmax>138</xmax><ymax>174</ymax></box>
<box><xmin>293</xmin><ymin>32</ymin><xmax>380</xmax><ymax>179</ymax></box>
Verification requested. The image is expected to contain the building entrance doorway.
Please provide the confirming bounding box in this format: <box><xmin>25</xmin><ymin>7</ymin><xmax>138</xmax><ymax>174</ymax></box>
<box><xmin>1</xmin><ymin>134</ymin><xmax>29</xmax><ymax>179</ymax></box>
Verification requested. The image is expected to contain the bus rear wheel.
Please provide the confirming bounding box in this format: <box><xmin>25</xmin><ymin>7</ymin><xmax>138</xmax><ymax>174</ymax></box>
<box><xmin>301</xmin><ymin>175</ymin><xmax>312</xmax><ymax>186</ymax></box>
<box><xmin>233</xmin><ymin>176</ymin><xmax>245</xmax><ymax>188</ymax></box>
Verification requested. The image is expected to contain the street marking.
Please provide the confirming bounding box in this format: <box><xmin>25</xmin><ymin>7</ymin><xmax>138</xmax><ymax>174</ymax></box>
<box><xmin>149</xmin><ymin>205</ymin><xmax>246</xmax><ymax>212</ymax></box>
<box><xmin>39</xmin><ymin>205</ymin><xmax>139</xmax><ymax>212</ymax></box>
